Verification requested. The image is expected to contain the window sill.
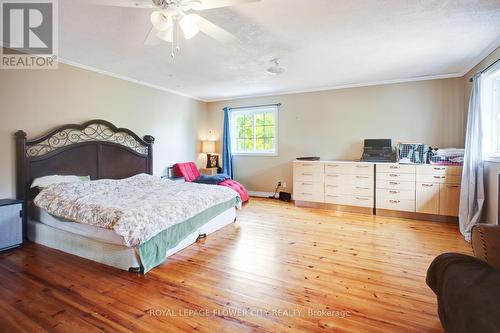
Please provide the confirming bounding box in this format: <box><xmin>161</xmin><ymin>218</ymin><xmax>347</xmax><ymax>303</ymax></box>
<box><xmin>232</xmin><ymin>152</ymin><xmax>279</xmax><ymax>157</ymax></box>
<box><xmin>484</xmin><ymin>156</ymin><xmax>500</xmax><ymax>163</ymax></box>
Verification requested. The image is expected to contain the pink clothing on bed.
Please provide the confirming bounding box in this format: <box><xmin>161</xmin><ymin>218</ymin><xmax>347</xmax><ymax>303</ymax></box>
<box><xmin>173</xmin><ymin>162</ymin><xmax>249</xmax><ymax>202</ymax></box>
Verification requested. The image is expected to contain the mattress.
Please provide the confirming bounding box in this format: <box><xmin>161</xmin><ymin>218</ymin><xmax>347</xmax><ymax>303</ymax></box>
<box><xmin>33</xmin><ymin>206</ymin><xmax>125</xmax><ymax>246</ymax></box>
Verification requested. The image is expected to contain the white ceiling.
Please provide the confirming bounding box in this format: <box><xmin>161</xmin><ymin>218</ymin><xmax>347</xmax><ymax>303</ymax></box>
<box><xmin>60</xmin><ymin>0</ymin><xmax>500</xmax><ymax>102</ymax></box>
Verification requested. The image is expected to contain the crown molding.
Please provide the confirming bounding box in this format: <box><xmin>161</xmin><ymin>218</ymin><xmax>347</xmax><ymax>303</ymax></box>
<box><xmin>57</xmin><ymin>58</ymin><xmax>207</xmax><ymax>102</ymax></box>
<box><xmin>203</xmin><ymin>72</ymin><xmax>465</xmax><ymax>103</ymax></box>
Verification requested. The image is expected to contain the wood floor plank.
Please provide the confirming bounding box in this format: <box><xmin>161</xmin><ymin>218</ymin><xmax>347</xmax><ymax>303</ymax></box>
<box><xmin>0</xmin><ymin>198</ymin><xmax>471</xmax><ymax>332</ymax></box>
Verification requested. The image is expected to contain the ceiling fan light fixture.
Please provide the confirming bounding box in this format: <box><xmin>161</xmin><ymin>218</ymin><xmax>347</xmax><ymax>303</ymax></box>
<box><xmin>179</xmin><ymin>15</ymin><xmax>200</xmax><ymax>40</ymax></box>
<box><xmin>150</xmin><ymin>10</ymin><xmax>171</xmax><ymax>31</ymax></box>
<box><xmin>156</xmin><ymin>27</ymin><xmax>173</xmax><ymax>42</ymax></box>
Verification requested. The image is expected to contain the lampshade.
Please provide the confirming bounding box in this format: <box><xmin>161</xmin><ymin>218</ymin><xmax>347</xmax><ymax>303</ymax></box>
<box><xmin>150</xmin><ymin>10</ymin><xmax>171</xmax><ymax>31</ymax></box>
<box><xmin>179</xmin><ymin>15</ymin><xmax>200</xmax><ymax>40</ymax></box>
<box><xmin>202</xmin><ymin>140</ymin><xmax>215</xmax><ymax>154</ymax></box>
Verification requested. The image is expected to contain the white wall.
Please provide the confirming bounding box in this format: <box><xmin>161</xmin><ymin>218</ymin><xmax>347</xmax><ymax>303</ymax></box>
<box><xmin>207</xmin><ymin>78</ymin><xmax>465</xmax><ymax>193</ymax></box>
<box><xmin>0</xmin><ymin>61</ymin><xmax>207</xmax><ymax>199</ymax></box>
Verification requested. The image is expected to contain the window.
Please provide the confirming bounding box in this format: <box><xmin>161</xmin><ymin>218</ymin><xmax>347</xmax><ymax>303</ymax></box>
<box><xmin>482</xmin><ymin>64</ymin><xmax>500</xmax><ymax>158</ymax></box>
<box><xmin>230</xmin><ymin>105</ymin><xmax>278</xmax><ymax>155</ymax></box>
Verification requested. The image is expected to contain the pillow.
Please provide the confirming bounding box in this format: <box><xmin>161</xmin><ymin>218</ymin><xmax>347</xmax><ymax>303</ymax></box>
<box><xmin>31</xmin><ymin>175</ymin><xmax>91</xmax><ymax>189</ymax></box>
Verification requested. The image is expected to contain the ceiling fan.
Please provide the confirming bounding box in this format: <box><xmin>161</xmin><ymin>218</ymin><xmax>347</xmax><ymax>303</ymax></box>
<box><xmin>94</xmin><ymin>0</ymin><xmax>260</xmax><ymax>58</ymax></box>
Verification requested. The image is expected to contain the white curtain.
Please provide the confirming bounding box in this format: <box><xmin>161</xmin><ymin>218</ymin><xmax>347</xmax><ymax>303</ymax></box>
<box><xmin>459</xmin><ymin>73</ymin><xmax>485</xmax><ymax>241</ymax></box>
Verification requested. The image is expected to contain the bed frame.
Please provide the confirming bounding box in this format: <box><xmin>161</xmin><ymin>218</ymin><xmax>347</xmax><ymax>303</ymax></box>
<box><xmin>15</xmin><ymin>119</ymin><xmax>155</xmax><ymax>238</ymax></box>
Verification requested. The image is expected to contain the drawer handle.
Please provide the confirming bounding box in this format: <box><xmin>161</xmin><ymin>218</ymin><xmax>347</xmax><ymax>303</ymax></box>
<box><xmin>422</xmin><ymin>183</ymin><xmax>433</xmax><ymax>187</ymax></box>
<box><xmin>447</xmin><ymin>185</ymin><xmax>460</xmax><ymax>188</ymax></box>
<box><xmin>389</xmin><ymin>165</ymin><xmax>399</xmax><ymax>169</ymax></box>
<box><xmin>301</xmin><ymin>163</ymin><xmax>313</xmax><ymax>166</ymax></box>
<box><xmin>301</xmin><ymin>193</ymin><xmax>312</xmax><ymax>195</ymax></box>
<box><xmin>328</xmin><ymin>165</ymin><xmax>339</xmax><ymax>167</ymax></box>
<box><xmin>389</xmin><ymin>200</ymin><xmax>400</xmax><ymax>204</ymax></box>
<box><xmin>389</xmin><ymin>174</ymin><xmax>399</xmax><ymax>177</ymax></box>
<box><xmin>356</xmin><ymin>186</ymin><xmax>369</xmax><ymax>190</ymax></box>
<box><xmin>327</xmin><ymin>185</ymin><xmax>338</xmax><ymax>187</ymax></box>
<box><xmin>327</xmin><ymin>174</ymin><xmax>339</xmax><ymax>178</ymax></box>
<box><xmin>389</xmin><ymin>181</ymin><xmax>400</xmax><ymax>185</ymax></box>
<box><xmin>356</xmin><ymin>165</ymin><xmax>369</xmax><ymax>168</ymax></box>
<box><xmin>302</xmin><ymin>183</ymin><xmax>312</xmax><ymax>186</ymax></box>
<box><xmin>302</xmin><ymin>173</ymin><xmax>313</xmax><ymax>176</ymax></box>
<box><xmin>389</xmin><ymin>190</ymin><xmax>400</xmax><ymax>194</ymax></box>
<box><xmin>433</xmin><ymin>176</ymin><xmax>445</xmax><ymax>179</ymax></box>
<box><xmin>433</xmin><ymin>167</ymin><xmax>445</xmax><ymax>170</ymax></box>
<box><xmin>356</xmin><ymin>176</ymin><xmax>369</xmax><ymax>179</ymax></box>
<box><xmin>327</xmin><ymin>195</ymin><xmax>338</xmax><ymax>198</ymax></box>
<box><xmin>356</xmin><ymin>197</ymin><xmax>369</xmax><ymax>201</ymax></box>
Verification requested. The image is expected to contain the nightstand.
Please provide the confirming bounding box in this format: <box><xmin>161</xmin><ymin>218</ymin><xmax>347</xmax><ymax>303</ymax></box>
<box><xmin>0</xmin><ymin>199</ymin><xmax>23</xmax><ymax>251</ymax></box>
<box><xmin>200</xmin><ymin>167</ymin><xmax>218</xmax><ymax>176</ymax></box>
<box><xmin>161</xmin><ymin>176</ymin><xmax>185</xmax><ymax>182</ymax></box>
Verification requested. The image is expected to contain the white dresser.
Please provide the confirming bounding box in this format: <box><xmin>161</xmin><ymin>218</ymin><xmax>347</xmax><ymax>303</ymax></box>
<box><xmin>324</xmin><ymin>162</ymin><xmax>374</xmax><ymax>208</ymax></box>
<box><xmin>293</xmin><ymin>160</ymin><xmax>463</xmax><ymax>220</ymax></box>
<box><xmin>376</xmin><ymin>164</ymin><xmax>416</xmax><ymax>212</ymax></box>
<box><xmin>293</xmin><ymin>161</ymin><xmax>375</xmax><ymax>209</ymax></box>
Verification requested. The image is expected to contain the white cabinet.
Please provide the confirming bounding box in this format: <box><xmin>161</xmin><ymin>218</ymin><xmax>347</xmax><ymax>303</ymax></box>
<box><xmin>376</xmin><ymin>163</ymin><xmax>416</xmax><ymax>212</ymax></box>
<box><xmin>293</xmin><ymin>162</ymin><xmax>324</xmax><ymax>203</ymax></box>
<box><xmin>416</xmin><ymin>182</ymin><xmax>440</xmax><ymax>214</ymax></box>
<box><xmin>415</xmin><ymin>165</ymin><xmax>462</xmax><ymax>217</ymax></box>
<box><xmin>293</xmin><ymin>161</ymin><xmax>462</xmax><ymax>219</ymax></box>
<box><xmin>439</xmin><ymin>183</ymin><xmax>461</xmax><ymax>217</ymax></box>
<box><xmin>293</xmin><ymin>161</ymin><xmax>374</xmax><ymax>208</ymax></box>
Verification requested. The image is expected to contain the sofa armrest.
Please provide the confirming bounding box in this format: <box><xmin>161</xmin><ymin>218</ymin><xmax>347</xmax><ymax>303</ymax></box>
<box><xmin>426</xmin><ymin>253</ymin><xmax>500</xmax><ymax>333</ymax></box>
<box><xmin>472</xmin><ymin>224</ymin><xmax>500</xmax><ymax>271</ymax></box>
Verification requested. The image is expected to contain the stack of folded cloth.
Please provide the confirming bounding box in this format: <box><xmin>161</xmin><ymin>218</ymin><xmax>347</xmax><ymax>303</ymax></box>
<box><xmin>429</xmin><ymin>148</ymin><xmax>464</xmax><ymax>165</ymax></box>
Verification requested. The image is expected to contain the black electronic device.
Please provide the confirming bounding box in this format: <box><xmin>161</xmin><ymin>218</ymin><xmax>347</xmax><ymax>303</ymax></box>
<box><xmin>360</xmin><ymin>139</ymin><xmax>393</xmax><ymax>162</ymax></box>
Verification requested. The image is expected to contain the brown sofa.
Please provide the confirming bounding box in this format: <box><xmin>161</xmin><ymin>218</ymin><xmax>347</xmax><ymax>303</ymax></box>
<box><xmin>426</xmin><ymin>225</ymin><xmax>500</xmax><ymax>333</ymax></box>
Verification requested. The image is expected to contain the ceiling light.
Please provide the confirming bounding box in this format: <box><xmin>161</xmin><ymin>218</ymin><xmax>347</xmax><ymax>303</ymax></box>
<box><xmin>156</xmin><ymin>27</ymin><xmax>173</xmax><ymax>42</ymax></box>
<box><xmin>150</xmin><ymin>10</ymin><xmax>171</xmax><ymax>31</ymax></box>
<box><xmin>266</xmin><ymin>58</ymin><xmax>287</xmax><ymax>75</ymax></box>
<box><xmin>179</xmin><ymin>15</ymin><xmax>200</xmax><ymax>40</ymax></box>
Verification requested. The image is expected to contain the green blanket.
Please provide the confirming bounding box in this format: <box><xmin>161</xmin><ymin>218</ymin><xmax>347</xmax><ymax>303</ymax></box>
<box><xmin>139</xmin><ymin>197</ymin><xmax>240</xmax><ymax>273</ymax></box>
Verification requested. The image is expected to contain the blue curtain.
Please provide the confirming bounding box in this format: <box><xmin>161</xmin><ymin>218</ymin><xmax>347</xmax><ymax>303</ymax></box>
<box><xmin>222</xmin><ymin>107</ymin><xmax>233</xmax><ymax>179</ymax></box>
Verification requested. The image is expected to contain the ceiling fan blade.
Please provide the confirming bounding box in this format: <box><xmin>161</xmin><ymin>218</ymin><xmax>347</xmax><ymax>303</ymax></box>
<box><xmin>189</xmin><ymin>0</ymin><xmax>260</xmax><ymax>10</ymax></box>
<box><xmin>187</xmin><ymin>14</ymin><xmax>237</xmax><ymax>44</ymax></box>
<box><xmin>144</xmin><ymin>27</ymin><xmax>161</xmax><ymax>45</ymax></box>
<box><xmin>89</xmin><ymin>0</ymin><xmax>157</xmax><ymax>9</ymax></box>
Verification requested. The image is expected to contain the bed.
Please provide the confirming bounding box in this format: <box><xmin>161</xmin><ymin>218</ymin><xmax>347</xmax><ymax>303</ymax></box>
<box><xmin>15</xmin><ymin>120</ymin><xmax>240</xmax><ymax>273</ymax></box>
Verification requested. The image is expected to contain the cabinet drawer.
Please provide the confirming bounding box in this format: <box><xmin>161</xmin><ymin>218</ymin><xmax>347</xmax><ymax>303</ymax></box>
<box><xmin>376</xmin><ymin>198</ymin><xmax>415</xmax><ymax>212</ymax></box>
<box><xmin>377</xmin><ymin>172</ymin><xmax>415</xmax><ymax>182</ymax></box>
<box><xmin>325</xmin><ymin>184</ymin><xmax>373</xmax><ymax>197</ymax></box>
<box><xmin>376</xmin><ymin>189</ymin><xmax>415</xmax><ymax>201</ymax></box>
<box><xmin>416</xmin><ymin>165</ymin><xmax>463</xmax><ymax>176</ymax></box>
<box><xmin>376</xmin><ymin>164</ymin><xmax>416</xmax><ymax>174</ymax></box>
<box><xmin>293</xmin><ymin>181</ymin><xmax>324</xmax><ymax>203</ymax></box>
<box><xmin>294</xmin><ymin>163</ymin><xmax>324</xmax><ymax>182</ymax></box>
<box><xmin>325</xmin><ymin>163</ymin><xmax>373</xmax><ymax>176</ymax></box>
<box><xmin>325</xmin><ymin>174</ymin><xmax>373</xmax><ymax>187</ymax></box>
<box><xmin>416</xmin><ymin>174</ymin><xmax>461</xmax><ymax>184</ymax></box>
<box><xmin>325</xmin><ymin>194</ymin><xmax>373</xmax><ymax>208</ymax></box>
<box><xmin>376</xmin><ymin>180</ymin><xmax>415</xmax><ymax>191</ymax></box>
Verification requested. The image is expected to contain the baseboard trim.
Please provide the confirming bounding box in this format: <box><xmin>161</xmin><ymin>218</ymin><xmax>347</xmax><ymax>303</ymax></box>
<box><xmin>294</xmin><ymin>201</ymin><xmax>374</xmax><ymax>215</ymax></box>
<box><xmin>248</xmin><ymin>191</ymin><xmax>276</xmax><ymax>198</ymax></box>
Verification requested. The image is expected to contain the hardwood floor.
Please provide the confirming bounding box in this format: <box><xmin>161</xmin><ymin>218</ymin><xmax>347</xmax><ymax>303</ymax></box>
<box><xmin>0</xmin><ymin>198</ymin><xmax>471</xmax><ymax>333</ymax></box>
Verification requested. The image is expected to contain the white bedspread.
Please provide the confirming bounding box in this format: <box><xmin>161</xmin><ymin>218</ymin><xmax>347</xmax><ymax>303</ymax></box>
<box><xmin>34</xmin><ymin>174</ymin><xmax>239</xmax><ymax>247</ymax></box>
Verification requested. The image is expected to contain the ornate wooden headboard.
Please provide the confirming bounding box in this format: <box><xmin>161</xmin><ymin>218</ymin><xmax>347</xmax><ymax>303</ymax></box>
<box><xmin>15</xmin><ymin>119</ymin><xmax>155</xmax><ymax>236</ymax></box>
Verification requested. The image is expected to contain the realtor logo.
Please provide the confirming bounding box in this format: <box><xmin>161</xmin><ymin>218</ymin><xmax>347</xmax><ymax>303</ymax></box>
<box><xmin>1</xmin><ymin>0</ymin><xmax>58</xmax><ymax>69</ymax></box>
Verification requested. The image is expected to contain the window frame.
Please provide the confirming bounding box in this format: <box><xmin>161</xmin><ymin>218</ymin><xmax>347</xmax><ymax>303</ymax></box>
<box><xmin>229</xmin><ymin>105</ymin><xmax>279</xmax><ymax>157</ymax></box>
<box><xmin>482</xmin><ymin>63</ymin><xmax>500</xmax><ymax>161</ymax></box>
